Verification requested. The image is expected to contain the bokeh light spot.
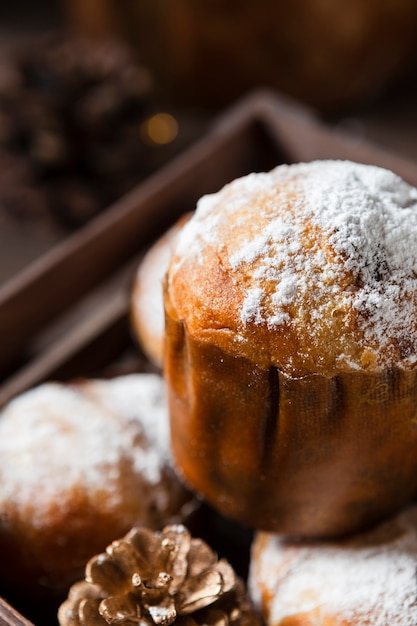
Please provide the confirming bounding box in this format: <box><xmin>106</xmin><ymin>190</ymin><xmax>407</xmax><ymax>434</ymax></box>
<box><xmin>141</xmin><ymin>113</ymin><xmax>178</xmax><ymax>145</ymax></box>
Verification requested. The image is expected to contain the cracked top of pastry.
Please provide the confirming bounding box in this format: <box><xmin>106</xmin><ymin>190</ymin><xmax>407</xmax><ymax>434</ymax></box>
<box><xmin>166</xmin><ymin>160</ymin><xmax>417</xmax><ymax>376</ymax></box>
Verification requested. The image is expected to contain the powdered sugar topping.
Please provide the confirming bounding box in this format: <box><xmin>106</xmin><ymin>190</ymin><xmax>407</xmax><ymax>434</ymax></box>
<box><xmin>80</xmin><ymin>373</ymin><xmax>171</xmax><ymax>477</ymax></box>
<box><xmin>0</xmin><ymin>374</ymin><xmax>172</xmax><ymax>526</ymax></box>
<box><xmin>249</xmin><ymin>506</ymin><xmax>417</xmax><ymax>626</ymax></box>
<box><xmin>171</xmin><ymin>160</ymin><xmax>417</xmax><ymax>367</ymax></box>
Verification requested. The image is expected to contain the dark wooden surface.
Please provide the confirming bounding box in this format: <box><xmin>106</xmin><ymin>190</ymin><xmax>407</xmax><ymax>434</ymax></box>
<box><xmin>0</xmin><ymin>599</ymin><xmax>34</xmax><ymax>626</ymax></box>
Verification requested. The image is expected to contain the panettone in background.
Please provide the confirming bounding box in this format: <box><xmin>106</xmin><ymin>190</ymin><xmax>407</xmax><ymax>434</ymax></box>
<box><xmin>0</xmin><ymin>374</ymin><xmax>192</xmax><ymax>599</ymax></box>
<box><xmin>131</xmin><ymin>214</ymin><xmax>191</xmax><ymax>369</ymax></box>
<box><xmin>249</xmin><ymin>504</ymin><xmax>417</xmax><ymax>625</ymax></box>
<box><xmin>65</xmin><ymin>0</ymin><xmax>417</xmax><ymax>112</ymax></box>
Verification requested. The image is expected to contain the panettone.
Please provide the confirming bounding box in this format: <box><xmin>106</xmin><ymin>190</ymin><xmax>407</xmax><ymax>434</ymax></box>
<box><xmin>163</xmin><ymin>159</ymin><xmax>417</xmax><ymax>538</ymax></box>
<box><xmin>131</xmin><ymin>214</ymin><xmax>191</xmax><ymax>368</ymax></box>
<box><xmin>0</xmin><ymin>373</ymin><xmax>191</xmax><ymax>597</ymax></box>
<box><xmin>249</xmin><ymin>504</ymin><xmax>417</xmax><ymax>626</ymax></box>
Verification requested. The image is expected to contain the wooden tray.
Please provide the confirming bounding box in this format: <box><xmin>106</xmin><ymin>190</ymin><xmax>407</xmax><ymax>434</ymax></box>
<box><xmin>1</xmin><ymin>89</ymin><xmax>417</xmax><ymax>625</ymax></box>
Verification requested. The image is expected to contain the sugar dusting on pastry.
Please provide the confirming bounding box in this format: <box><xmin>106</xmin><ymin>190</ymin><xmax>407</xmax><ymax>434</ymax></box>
<box><xmin>170</xmin><ymin>160</ymin><xmax>417</xmax><ymax>369</ymax></box>
<box><xmin>78</xmin><ymin>373</ymin><xmax>171</xmax><ymax>474</ymax></box>
<box><xmin>249</xmin><ymin>506</ymin><xmax>417</xmax><ymax>626</ymax></box>
<box><xmin>0</xmin><ymin>374</ymin><xmax>171</xmax><ymax>526</ymax></box>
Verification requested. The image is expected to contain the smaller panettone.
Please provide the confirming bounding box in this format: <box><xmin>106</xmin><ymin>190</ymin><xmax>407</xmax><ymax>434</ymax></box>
<box><xmin>249</xmin><ymin>505</ymin><xmax>417</xmax><ymax>625</ymax></box>
<box><xmin>0</xmin><ymin>373</ymin><xmax>191</xmax><ymax>597</ymax></box>
<box><xmin>58</xmin><ymin>523</ymin><xmax>260</xmax><ymax>626</ymax></box>
<box><xmin>131</xmin><ymin>214</ymin><xmax>191</xmax><ymax>368</ymax></box>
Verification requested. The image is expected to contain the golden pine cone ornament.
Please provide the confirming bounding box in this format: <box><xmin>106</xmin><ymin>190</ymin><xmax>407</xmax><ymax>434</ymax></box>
<box><xmin>58</xmin><ymin>524</ymin><xmax>259</xmax><ymax>626</ymax></box>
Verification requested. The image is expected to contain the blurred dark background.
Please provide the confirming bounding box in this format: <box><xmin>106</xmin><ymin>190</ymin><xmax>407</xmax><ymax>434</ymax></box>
<box><xmin>0</xmin><ymin>0</ymin><xmax>63</xmax><ymax>34</ymax></box>
<box><xmin>1</xmin><ymin>0</ymin><xmax>417</xmax><ymax>283</ymax></box>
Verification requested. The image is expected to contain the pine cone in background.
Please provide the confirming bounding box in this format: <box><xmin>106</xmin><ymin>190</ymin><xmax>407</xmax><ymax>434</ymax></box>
<box><xmin>58</xmin><ymin>524</ymin><xmax>260</xmax><ymax>626</ymax></box>
<box><xmin>0</xmin><ymin>34</ymin><xmax>205</xmax><ymax>232</ymax></box>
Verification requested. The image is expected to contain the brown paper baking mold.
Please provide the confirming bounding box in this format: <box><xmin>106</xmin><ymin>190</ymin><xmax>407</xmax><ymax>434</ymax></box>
<box><xmin>164</xmin><ymin>302</ymin><xmax>417</xmax><ymax>538</ymax></box>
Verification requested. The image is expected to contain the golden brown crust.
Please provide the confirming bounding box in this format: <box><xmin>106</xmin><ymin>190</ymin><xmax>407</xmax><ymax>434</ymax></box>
<box><xmin>167</xmin><ymin>163</ymin><xmax>417</xmax><ymax>376</ymax></box>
